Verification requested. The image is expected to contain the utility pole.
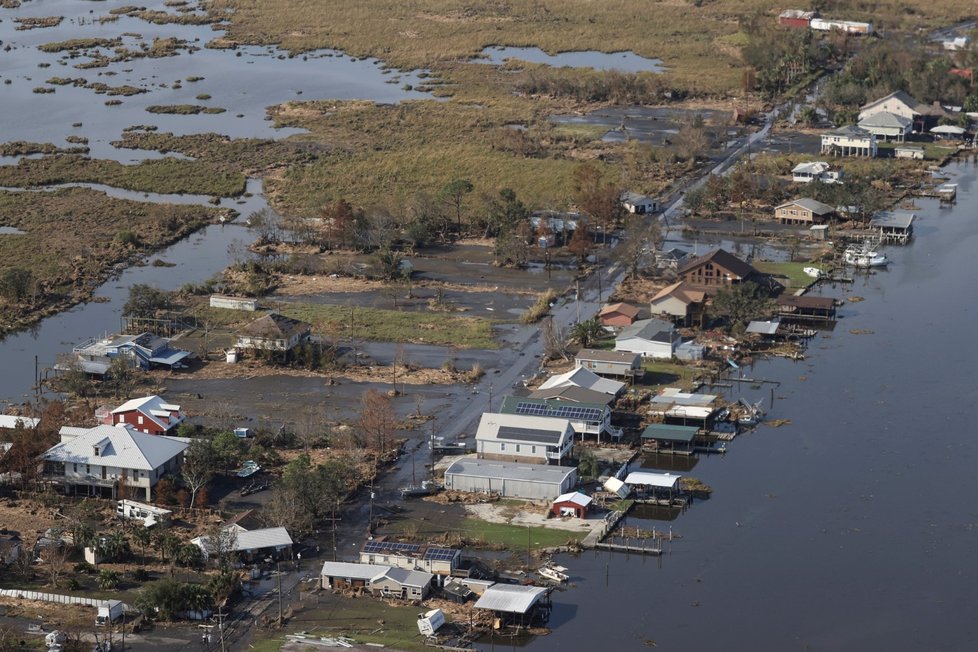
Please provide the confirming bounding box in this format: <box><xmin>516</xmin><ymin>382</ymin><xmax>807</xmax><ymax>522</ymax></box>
<box><xmin>277</xmin><ymin>562</ymin><xmax>283</xmax><ymax>627</ymax></box>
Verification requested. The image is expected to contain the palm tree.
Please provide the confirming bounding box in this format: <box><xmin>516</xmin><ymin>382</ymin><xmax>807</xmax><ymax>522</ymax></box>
<box><xmin>131</xmin><ymin>527</ymin><xmax>151</xmax><ymax>566</ymax></box>
<box><xmin>570</xmin><ymin>318</ymin><xmax>604</xmax><ymax>348</ymax></box>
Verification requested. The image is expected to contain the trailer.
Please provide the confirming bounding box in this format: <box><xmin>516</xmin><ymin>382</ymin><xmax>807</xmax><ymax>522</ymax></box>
<box><xmin>116</xmin><ymin>500</ymin><xmax>172</xmax><ymax>527</ymax></box>
<box><xmin>417</xmin><ymin>609</ymin><xmax>445</xmax><ymax>637</ymax></box>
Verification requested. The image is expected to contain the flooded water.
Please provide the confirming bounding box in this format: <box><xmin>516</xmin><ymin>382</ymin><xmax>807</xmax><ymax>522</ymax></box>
<box><xmin>0</xmin><ymin>0</ymin><xmax>432</xmax><ymax>162</ymax></box>
<box><xmin>478</xmin><ymin>47</ymin><xmax>664</xmax><ymax>73</ymax></box>
<box><xmin>551</xmin><ymin>106</ymin><xmax>742</xmax><ymax>147</ymax></box>
<box><xmin>506</xmin><ymin>160</ymin><xmax>978</xmax><ymax>650</ymax></box>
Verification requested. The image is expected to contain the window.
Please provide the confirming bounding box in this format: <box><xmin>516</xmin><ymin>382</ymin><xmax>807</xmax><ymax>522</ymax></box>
<box><xmin>86</xmin><ymin>465</ymin><xmax>90</xmax><ymax>474</ymax></box>
<box><xmin>500</xmin><ymin>443</ymin><xmax>506</xmax><ymax>451</ymax></box>
<box><xmin>531</xmin><ymin>446</ymin><xmax>537</xmax><ymax>454</ymax></box>
<box><xmin>515</xmin><ymin>444</ymin><xmax>521</xmax><ymax>453</ymax></box>
<box><xmin>138</xmin><ymin>416</ymin><xmax>144</xmax><ymax>425</ymax></box>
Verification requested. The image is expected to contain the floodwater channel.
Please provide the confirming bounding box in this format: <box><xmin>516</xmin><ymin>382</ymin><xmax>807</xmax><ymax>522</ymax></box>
<box><xmin>478</xmin><ymin>47</ymin><xmax>664</xmax><ymax>73</ymax></box>
<box><xmin>503</xmin><ymin>160</ymin><xmax>978</xmax><ymax>650</ymax></box>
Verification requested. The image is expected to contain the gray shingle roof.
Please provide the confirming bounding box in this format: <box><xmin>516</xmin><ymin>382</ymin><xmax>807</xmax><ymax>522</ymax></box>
<box><xmin>858</xmin><ymin>111</ymin><xmax>912</xmax><ymax>129</ymax></box>
<box><xmin>617</xmin><ymin>318</ymin><xmax>676</xmax><ymax>343</ymax></box>
<box><xmin>777</xmin><ymin>197</ymin><xmax>836</xmax><ymax>215</ymax></box>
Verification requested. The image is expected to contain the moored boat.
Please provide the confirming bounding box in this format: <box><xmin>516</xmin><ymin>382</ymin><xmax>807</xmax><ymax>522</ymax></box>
<box><xmin>844</xmin><ymin>245</ymin><xmax>888</xmax><ymax>268</ymax></box>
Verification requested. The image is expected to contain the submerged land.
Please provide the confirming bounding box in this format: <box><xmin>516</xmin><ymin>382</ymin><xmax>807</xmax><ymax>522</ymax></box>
<box><xmin>1</xmin><ymin>0</ymin><xmax>978</xmax><ymax>650</ymax></box>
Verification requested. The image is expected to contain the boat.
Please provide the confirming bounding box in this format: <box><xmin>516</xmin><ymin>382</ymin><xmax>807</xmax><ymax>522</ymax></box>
<box><xmin>843</xmin><ymin>245</ymin><xmax>888</xmax><ymax>268</ymax></box>
<box><xmin>538</xmin><ymin>563</ymin><xmax>569</xmax><ymax>583</ymax></box>
<box><xmin>399</xmin><ymin>480</ymin><xmax>442</xmax><ymax>499</ymax></box>
<box><xmin>803</xmin><ymin>266</ymin><xmax>824</xmax><ymax>279</ymax></box>
<box><xmin>236</xmin><ymin>460</ymin><xmax>260</xmax><ymax>478</ymax></box>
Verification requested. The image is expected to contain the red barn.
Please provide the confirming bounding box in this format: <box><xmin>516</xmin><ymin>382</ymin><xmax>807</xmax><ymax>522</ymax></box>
<box><xmin>551</xmin><ymin>492</ymin><xmax>592</xmax><ymax>518</ymax></box>
<box><xmin>110</xmin><ymin>395</ymin><xmax>185</xmax><ymax>435</ymax></box>
<box><xmin>778</xmin><ymin>9</ymin><xmax>816</xmax><ymax>28</ymax></box>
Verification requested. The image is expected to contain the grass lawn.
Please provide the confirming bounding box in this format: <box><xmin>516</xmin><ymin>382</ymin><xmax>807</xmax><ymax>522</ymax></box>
<box><xmin>638</xmin><ymin>359</ymin><xmax>698</xmax><ymax>390</ymax></box>
<box><xmin>278</xmin><ymin>302</ymin><xmax>498</xmax><ymax>349</ymax></box>
<box><xmin>754</xmin><ymin>261</ymin><xmax>819</xmax><ymax>289</ymax></box>
<box><xmin>256</xmin><ymin>596</ymin><xmax>431</xmax><ymax>652</ymax></box>
<box><xmin>458</xmin><ymin>518</ymin><xmax>584</xmax><ymax>550</ymax></box>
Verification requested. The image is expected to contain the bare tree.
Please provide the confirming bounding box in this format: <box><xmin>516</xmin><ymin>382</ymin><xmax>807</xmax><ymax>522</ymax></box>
<box><xmin>357</xmin><ymin>390</ymin><xmax>397</xmax><ymax>457</ymax></box>
<box><xmin>181</xmin><ymin>438</ymin><xmax>216</xmax><ymax>509</ymax></box>
<box><xmin>542</xmin><ymin>317</ymin><xmax>568</xmax><ymax>361</ymax></box>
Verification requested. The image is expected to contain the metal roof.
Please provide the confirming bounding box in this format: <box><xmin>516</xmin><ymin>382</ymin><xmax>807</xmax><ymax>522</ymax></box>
<box><xmin>574</xmin><ymin>349</ymin><xmax>640</xmax><ymax>365</ymax></box>
<box><xmin>445</xmin><ymin>458</ymin><xmax>577</xmax><ymax>485</ymax></box>
<box><xmin>361</xmin><ymin>539</ymin><xmax>459</xmax><ymax>562</ymax></box>
<box><xmin>476</xmin><ymin>413</ymin><xmax>571</xmax><ymax>446</ymax></box>
<box><xmin>474</xmin><ymin>584</ymin><xmax>548</xmax><ymax>613</ymax></box>
<box><xmin>553</xmin><ymin>492</ymin><xmax>592</xmax><ymax>507</ymax></box>
<box><xmin>232</xmin><ymin>527</ymin><xmax>293</xmax><ymax>551</ymax></box>
<box><xmin>641</xmin><ymin>424</ymin><xmax>699</xmax><ymax>443</ymax></box>
<box><xmin>746</xmin><ymin>319</ymin><xmax>782</xmax><ymax>335</ymax></box>
<box><xmin>871</xmin><ymin>211</ymin><xmax>916</xmax><ymax>229</ymax></box>
<box><xmin>111</xmin><ymin>395</ymin><xmax>182</xmax><ymax>432</ymax></box>
<box><xmin>537</xmin><ymin>367</ymin><xmax>625</xmax><ymax>396</ymax></box>
<box><xmin>651</xmin><ymin>389</ymin><xmax>717</xmax><ymax>407</ymax></box>
<box><xmin>320</xmin><ymin>561</ymin><xmax>391</xmax><ymax>582</ymax></box>
<box><xmin>858</xmin><ymin>112</ymin><xmax>912</xmax><ymax>129</ymax></box>
<box><xmin>776</xmin><ymin>197</ymin><xmax>835</xmax><ymax>215</ymax></box>
<box><xmin>379</xmin><ymin>567</ymin><xmax>434</xmax><ymax>588</ymax></box>
<box><xmin>43</xmin><ymin>425</ymin><xmax>187</xmax><ymax>471</ymax></box>
<box><xmin>792</xmin><ymin>161</ymin><xmax>830</xmax><ymax>174</ymax></box>
<box><xmin>0</xmin><ymin>415</ymin><xmax>39</xmax><ymax>429</ymax></box>
<box><xmin>624</xmin><ymin>471</ymin><xmax>681</xmax><ymax>488</ymax></box>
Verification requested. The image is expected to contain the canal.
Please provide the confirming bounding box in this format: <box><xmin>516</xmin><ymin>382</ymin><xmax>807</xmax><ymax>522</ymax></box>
<box><xmin>516</xmin><ymin>159</ymin><xmax>978</xmax><ymax>650</ymax></box>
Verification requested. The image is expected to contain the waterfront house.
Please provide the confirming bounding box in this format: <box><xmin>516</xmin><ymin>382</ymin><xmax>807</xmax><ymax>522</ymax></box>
<box><xmin>870</xmin><ymin>211</ymin><xmax>915</xmax><ymax>244</ymax></box>
<box><xmin>776</xmin><ymin>295</ymin><xmax>837</xmax><ymax>321</ymax></box>
<box><xmin>551</xmin><ymin>491</ymin><xmax>592</xmax><ymax>518</ymax></box>
<box><xmin>648</xmin><ymin>388</ymin><xmax>722</xmax><ymax>429</ymax></box>
<box><xmin>443</xmin><ymin>457</ymin><xmax>577</xmax><ymax>500</ymax></box>
<box><xmin>499</xmin><ymin>395</ymin><xmax>620</xmax><ymax>443</ymax></box>
<box><xmin>537</xmin><ymin>367</ymin><xmax>626</xmax><ymax>397</ymax></box>
<box><xmin>64</xmin><ymin>332</ymin><xmax>192</xmax><ymax>376</ymax></box>
<box><xmin>620</xmin><ymin>191</ymin><xmax>659</xmax><ymax>214</ymax></box>
<box><xmin>858</xmin><ymin>112</ymin><xmax>912</xmax><ymax>142</ymax></box>
<box><xmin>475</xmin><ymin>412</ymin><xmax>574</xmax><ymax>465</ymax></box>
<box><xmin>649</xmin><ymin>281</ymin><xmax>706</xmax><ymax>325</ymax></box>
<box><xmin>775</xmin><ymin>198</ymin><xmax>836</xmax><ymax>225</ymax></box>
<box><xmin>858</xmin><ymin>91</ymin><xmax>922</xmax><ymax>122</ymax></box>
<box><xmin>894</xmin><ymin>144</ymin><xmax>925</xmax><ymax>160</ymax></box>
<box><xmin>473</xmin><ymin>584</ymin><xmax>551</xmax><ymax>628</ymax></box>
<box><xmin>640</xmin><ymin>423</ymin><xmax>701</xmax><ymax>455</ymax></box>
<box><xmin>235</xmin><ymin>313</ymin><xmax>311</xmax><ymax>353</ymax></box>
<box><xmin>574</xmin><ymin>349</ymin><xmax>641</xmax><ymax>379</ymax></box>
<box><xmin>820</xmin><ymin>125</ymin><xmax>877</xmax><ymax>157</ymax></box>
<box><xmin>676</xmin><ymin>248</ymin><xmax>771</xmax><ymax>293</ymax></box>
<box><xmin>598</xmin><ymin>303</ymin><xmax>640</xmax><ymax>329</ymax></box>
<box><xmin>359</xmin><ymin>538</ymin><xmax>461</xmax><ymax>576</ymax></box>
<box><xmin>41</xmin><ymin>425</ymin><xmax>187</xmax><ymax>500</ymax></box>
<box><xmin>107</xmin><ymin>395</ymin><xmax>184</xmax><ymax>435</ymax></box>
<box><xmin>614</xmin><ymin>318</ymin><xmax>681</xmax><ymax>359</ymax></box>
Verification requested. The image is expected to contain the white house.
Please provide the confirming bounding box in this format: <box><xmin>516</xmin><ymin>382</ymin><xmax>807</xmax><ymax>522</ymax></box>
<box><xmin>791</xmin><ymin>161</ymin><xmax>842</xmax><ymax>184</ymax></box>
<box><xmin>192</xmin><ymin>525</ymin><xmax>294</xmax><ymax>562</ymax></box>
<box><xmin>621</xmin><ymin>191</ymin><xmax>658</xmax><ymax>214</ymax></box>
<box><xmin>537</xmin><ymin>367</ymin><xmax>625</xmax><ymax>397</ymax></box>
<box><xmin>858</xmin><ymin>91</ymin><xmax>924</xmax><ymax>122</ymax></box>
<box><xmin>820</xmin><ymin>125</ymin><xmax>877</xmax><ymax>157</ymax></box>
<box><xmin>475</xmin><ymin>412</ymin><xmax>574</xmax><ymax>465</ymax></box>
<box><xmin>359</xmin><ymin>539</ymin><xmax>461</xmax><ymax>575</ymax></box>
<box><xmin>42</xmin><ymin>425</ymin><xmax>187</xmax><ymax>500</ymax></box>
<box><xmin>615</xmin><ymin>318</ymin><xmax>681</xmax><ymax>359</ymax></box>
<box><xmin>857</xmin><ymin>112</ymin><xmax>912</xmax><ymax>142</ymax></box>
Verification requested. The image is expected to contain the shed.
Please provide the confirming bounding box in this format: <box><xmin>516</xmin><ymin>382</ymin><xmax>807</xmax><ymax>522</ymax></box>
<box><xmin>551</xmin><ymin>492</ymin><xmax>592</xmax><ymax>518</ymax></box>
<box><xmin>620</xmin><ymin>191</ymin><xmax>659</xmax><ymax>214</ymax></box>
<box><xmin>894</xmin><ymin>144</ymin><xmax>925</xmax><ymax>160</ymax></box>
<box><xmin>603</xmin><ymin>476</ymin><xmax>631</xmax><ymax>499</ymax></box>
<box><xmin>209</xmin><ymin>295</ymin><xmax>258</xmax><ymax>311</ymax></box>
<box><xmin>870</xmin><ymin>211</ymin><xmax>915</xmax><ymax>244</ymax></box>
<box><xmin>598</xmin><ymin>303</ymin><xmax>640</xmax><ymax>328</ymax></box>
<box><xmin>444</xmin><ymin>458</ymin><xmax>577</xmax><ymax>501</ymax></box>
<box><xmin>574</xmin><ymin>349</ymin><xmax>641</xmax><ymax>379</ymax></box>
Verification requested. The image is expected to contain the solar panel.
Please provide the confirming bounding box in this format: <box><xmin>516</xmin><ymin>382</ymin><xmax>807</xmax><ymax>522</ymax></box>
<box><xmin>514</xmin><ymin>401</ymin><xmax>603</xmax><ymax>424</ymax></box>
<box><xmin>497</xmin><ymin>425</ymin><xmax>563</xmax><ymax>444</ymax></box>
<box><xmin>424</xmin><ymin>548</ymin><xmax>458</xmax><ymax>561</ymax></box>
<box><xmin>362</xmin><ymin>540</ymin><xmax>422</xmax><ymax>555</ymax></box>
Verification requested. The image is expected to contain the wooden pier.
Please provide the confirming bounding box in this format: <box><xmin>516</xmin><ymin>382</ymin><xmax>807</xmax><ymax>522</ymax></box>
<box><xmin>594</xmin><ymin>541</ymin><xmax>663</xmax><ymax>556</ymax></box>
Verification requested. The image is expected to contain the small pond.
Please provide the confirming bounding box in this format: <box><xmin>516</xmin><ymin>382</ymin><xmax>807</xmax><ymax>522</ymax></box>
<box><xmin>478</xmin><ymin>46</ymin><xmax>664</xmax><ymax>73</ymax></box>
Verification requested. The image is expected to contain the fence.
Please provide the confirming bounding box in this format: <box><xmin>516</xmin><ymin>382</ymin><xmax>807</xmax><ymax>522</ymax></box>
<box><xmin>0</xmin><ymin>589</ymin><xmax>130</xmax><ymax>611</ymax></box>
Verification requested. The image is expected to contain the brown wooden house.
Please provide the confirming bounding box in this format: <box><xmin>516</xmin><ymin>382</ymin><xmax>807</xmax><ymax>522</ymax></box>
<box><xmin>677</xmin><ymin>249</ymin><xmax>774</xmax><ymax>294</ymax></box>
<box><xmin>598</xmin><ymin>303</ymin><xmax>640</xmax><ymax>328</ymax></box>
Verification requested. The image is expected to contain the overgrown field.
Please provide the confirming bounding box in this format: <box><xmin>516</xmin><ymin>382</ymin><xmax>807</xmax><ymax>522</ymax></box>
<box><xmin>0</xmin><ymin>187</ymin><xmax>229</xmax><ymax>333</ymax></box>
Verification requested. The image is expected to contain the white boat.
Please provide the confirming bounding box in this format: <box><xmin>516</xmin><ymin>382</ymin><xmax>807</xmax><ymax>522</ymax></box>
<box><xmin>803</xmin><ymin>267</ymin><xmax>824</xmax><ymax>279</ymax></box>
<box><xmin>844</xmin><ymin>246</ymin><xmax>888</xmax><ymax>268</ymax></box>
<box><xmin>538</xmin><ymin>563</ymin><xmax>569</xmax><ymax>583</ymax></box>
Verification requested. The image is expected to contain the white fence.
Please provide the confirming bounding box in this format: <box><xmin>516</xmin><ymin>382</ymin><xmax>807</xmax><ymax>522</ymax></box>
<box><xmin>0</xmin><ymin>589</ymin><xmax>129</xmax><ymax>611</ymax></box>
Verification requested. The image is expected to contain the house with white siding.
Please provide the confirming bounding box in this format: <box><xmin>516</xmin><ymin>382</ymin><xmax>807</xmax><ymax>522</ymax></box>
<box><xmin>475</xmin><ymin>413</ymin><xmax>574</xmax><ymax>465</ymax></box>
<box><xmin>820</xmin><ymin>125</ymin><xmax>877</xmax><ymax>157</ymax></box>
<box><xmin>615</xmin><ymin>318</ymin><xmax>681</xmax><ymax>359</ymax></box>
<box><xmin>41</xmin><ymin>425</ymin><xmax>186</xmax><ymax>500</ymax></box>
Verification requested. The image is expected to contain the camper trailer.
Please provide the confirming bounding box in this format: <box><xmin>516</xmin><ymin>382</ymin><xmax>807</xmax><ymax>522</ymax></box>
<box><xmin>116</xmin><ymin>500</ymin><xmax>172</xmax><ymax>527</ymax></box>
